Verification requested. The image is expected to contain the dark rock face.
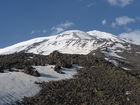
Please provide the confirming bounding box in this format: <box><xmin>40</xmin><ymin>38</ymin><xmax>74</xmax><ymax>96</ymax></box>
<box><xmin>49</xmin><ymin>50</ymin><xmax>72</xmax><ymax>69</ymax></box>
<box><xmin>57</xmin><ymin>60</ymin><xmax>72</xmax><ymax>68</ymax></box>
<box><xmin>24</xmin><ymin>66</ymin><xmax>40</xmax><ymax>77</ymax></box>
<box><xmin>49</xmin><ymin>50</ymin><xmax>61</xmax><ymax>59</ymax></box>
<box><xmin>54</xmin><ymin>65</ymin><xmax>65</xmax><ymax>74</ymax></box>
<box><xmin>0</xmin><ymin>66</ymin><xmax>4</xmax><ymax>73</ymax></box>
<box><xmin>0</xmin><ymin>69</ymin><xmax>4</xmax><ymax>73</ymax></box>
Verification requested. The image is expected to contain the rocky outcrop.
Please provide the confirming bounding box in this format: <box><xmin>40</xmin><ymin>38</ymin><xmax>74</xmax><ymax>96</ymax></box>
<box><xmin>49</xmin><ymin>50</ymin><xmax>61</xmax><ymax>59</ymax></box>
<box><xmin>24</xmin><ymin>66</ymin><xmax>40</xmax><ymax>77</ymax></box>
<box><xmin>54</xmin><ymin>65</ymin><xmax>65</xmax><ymax>74</ymax></box>
<box><xmin>57</xmin><ymin>60</ymin><xmax>72</xmax><ymax>68</ymax></box>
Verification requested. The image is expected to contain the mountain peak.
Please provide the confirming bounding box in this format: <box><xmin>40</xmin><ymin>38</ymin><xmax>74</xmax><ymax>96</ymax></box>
<box><xmin>56</xmin><ymin>30</ymin><xmax>93</xmax><ymax>40</ymax></box>
<box><xmin>87</xmin><ymin>30</ymin><xmax>120</xmax><ymax>42</ymax></box>
<box><xmin>0</xmin><ymin>29</ymin><xmax>132</xmax><ymax>55</ymax></box>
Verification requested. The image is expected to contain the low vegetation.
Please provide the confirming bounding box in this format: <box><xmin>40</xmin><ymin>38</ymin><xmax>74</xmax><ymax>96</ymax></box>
<box><xmin>0</xmin><ymin>51</ymin><xmax>140</xmax><ymax>105</ymax></box>
<box><xmin>19</xmin><ymin>67</ymin><xmax>140</xmax><ymax>105</ymax></box>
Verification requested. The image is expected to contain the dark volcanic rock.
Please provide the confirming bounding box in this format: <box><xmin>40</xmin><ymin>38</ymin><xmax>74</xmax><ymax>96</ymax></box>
<box><xmin>24</xmin><ymin>66</ymin><xmax>40</xmax><ymax>77</ymax></box>
<box><xmin>49</xmin><ymin>50</ymin><xmax>61</xmax><ymax>59</ymax></box>
<box><xmin>54</xmin><ymin>65</ymin><xmax>65</xmax><ymax>74</ymax></box>
<box><xmin>57</xmin><ymin>60</ymin><xmax>72</xmax><ymax>68</ymax></box>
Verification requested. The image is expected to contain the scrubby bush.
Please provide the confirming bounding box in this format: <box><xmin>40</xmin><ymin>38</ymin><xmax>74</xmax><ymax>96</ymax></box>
<box><xmin>17</xmin><ymin>52</ymin><xmax>140</xmax><ymax>105</ymax></box>
<box><xmin>0</xmin><ymin>51</ymin><xmax>140</xmax><ymax>105</ymax></box>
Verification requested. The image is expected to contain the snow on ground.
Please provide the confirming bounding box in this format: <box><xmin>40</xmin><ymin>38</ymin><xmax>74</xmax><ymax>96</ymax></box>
<box><xmin>0</xmin><ymin>65</ymin><xmax>78</xmax><ymax>105</ymax></box>
<box><xmin>122</xmin><ymin>67</ymin><xmax>131</xmax><ymax>71</ymax></box>
<box><xmin>105</xmin><ymin>58</ymin><xmax>119</xmax><ymax>66</ymax></box>
<box><xmin>136</xmin><ymin>52</ymin><xmax>140</xmax><ymax>54</ymax></box>
<box><xmin>102</xmin><ymin>50</ymin><xmax>125</xmax><ymax>59</ymax></box>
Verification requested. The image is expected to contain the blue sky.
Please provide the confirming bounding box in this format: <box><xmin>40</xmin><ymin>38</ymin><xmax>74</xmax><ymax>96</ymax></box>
<box><xmin>0</xmin><ymin>0</ymin><xmax>140</xmax><ymax>48</ymax></box>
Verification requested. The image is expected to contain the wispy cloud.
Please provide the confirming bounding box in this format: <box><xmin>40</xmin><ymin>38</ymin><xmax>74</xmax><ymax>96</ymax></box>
<box><xmin>106</xmin><ymin>0</ymin><xmax>133</xmax><ymax>7</ymax></box>
<box><xmin>119</xmin><ymin>30</ymin><xmax>140</xmax><ymax>45</ymax></box>
<box><xmin>102</xmin><ymin>19</ymin><xmax>107</xmax><ymax>25</ymax></box>
<box><xmin>30</xmin><ymin>29</ymin><xmax>47</xmax><ymax>35</ymax></box>
<box><xmin>123</xmin><ymin>26</ymin><xmax>132</xmax><ymax>32</ymax></box>
<box><xmin>51</xmin><ymin>21</ymin><xmax>74</xmax><ymax>34</ymax></box>
<box><xmin>87</xmin><ymin>3</ymin><xmax>94</xmax><ymax>7</ymax></box>
<box><xmin>112</xmin><ymin>16</ymin><xmax>135</xmax><ymax>27</ymax></box>
<box><xmin>78</xmin><ymin>0</ymin><xmax>96</xmax><ymax>8</ymax></box>
<box><xmin>136</xmin><ymin>17</ymin><xmax>140</xmax><ymax>21</ymax></box>
<box><xmin>30</xmin><ymin>30</ymin><xmax>37</xmax><ymax>35</ymax></box>
<box><xmin>30</xmin><ymin>21</ymin><xmax>74</xmax><ymax>35</ymax></box>
<box><xmin>42</xmin><ymin>29</ymin><xmax>47</xmax><ymax>33</ymax></box>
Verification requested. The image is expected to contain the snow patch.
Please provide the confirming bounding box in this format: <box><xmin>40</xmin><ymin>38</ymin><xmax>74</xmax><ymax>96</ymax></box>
<box><xmin>0</xmin><ymin>65</ymin><xmax>77</xmax><ymax>105</ymax></box>
<box><xmin>136</xmin><ymin>52</ymin><xmax>140</xmax><ymax>54</ymax></box>
<box><xmin>122</xmin><ymin>67</ymin><xmax>131</xmax><ymax>71</ymax></box>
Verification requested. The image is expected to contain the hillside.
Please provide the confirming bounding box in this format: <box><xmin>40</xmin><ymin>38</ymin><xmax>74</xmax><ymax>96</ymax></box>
<box><xmin>0</xmin><ymin>30</ymin><xmax>140</xmax><ymax>105</ymax></box>
<box><xmin>0</xmin><ymin>52</ymin><xmax>139</xmax><ymax>105</ymax></box>
<box><xmin>0</xmin><ymin>30</ymin><xmax>140</xmax><ymax>70</ymax></box>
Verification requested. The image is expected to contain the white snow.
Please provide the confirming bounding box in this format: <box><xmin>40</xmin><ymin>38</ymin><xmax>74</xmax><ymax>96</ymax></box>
<box><xmin>0</xmin><ymin>30</ymin><xmax>131</xmax><ymax>56</ymax></box>
<box><xmin>87</xmin><ymin>30</ymin><xmax>124</xmax><ymax>43</ymax></box>
<box><xmin>0</xmin><ymin>65</ymin><xmax>78</xmax><ymax>105</ymax></box>
<box><xmin>102</xmin><ymin>48</ymin><xmax>125</xmax><ymax>59</ymax></box>
<box><xmin>56</xmin><ymin>30</ymin><xmax>93</xmax><ymax>40</ymax></box>
<box><xmin>105</xmin><ymin>58</ymin><xmax>119</xmax><ymax>66</ymax></box>
<box><xmin>122</xmin><ymin>67</ymin><xmax>131</xmax><ymax>71</ymax></box>
<box><xmin>136</xmin><ymin>52</ymin><xmax>140</xmax><ymax>54</ymax></box>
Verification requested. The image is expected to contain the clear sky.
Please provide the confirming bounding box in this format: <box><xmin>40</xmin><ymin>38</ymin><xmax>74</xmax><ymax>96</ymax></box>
<box><xmin>0</xmin><ymin>0</ymin><xmax>140</xmax><ymax>48</ymax></box>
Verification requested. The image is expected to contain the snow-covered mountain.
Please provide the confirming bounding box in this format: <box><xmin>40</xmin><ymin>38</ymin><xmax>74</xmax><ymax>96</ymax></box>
<box><xmin>0</xmin><ymin>30</ymin><xmax>130</xmax><ymax>55</ymax></box>
<box><xmin>0</xmin><ymin>30</ymin><xmax>140</xmax><ymax>105</ymax></box>
<box><xmin>0</xmin><ymin>30</ymin><xmax>140</xmax><ymax>70</ymax></box>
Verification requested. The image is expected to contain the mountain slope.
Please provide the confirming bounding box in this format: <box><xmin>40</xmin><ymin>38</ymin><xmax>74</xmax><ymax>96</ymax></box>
<box><xmin>0</xmin><ymin>30</ymin><xmax>140</xmax><ymax>70</ymax></box>
<box><xmin>0</xmin><ymin>30</ymin><xmax>129</xmax><ymax>55</ymax></box>
<box><xmin>0</xmin><ymin>29</ymin><xmax>140</xmax><ymax>105</ymax></box>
